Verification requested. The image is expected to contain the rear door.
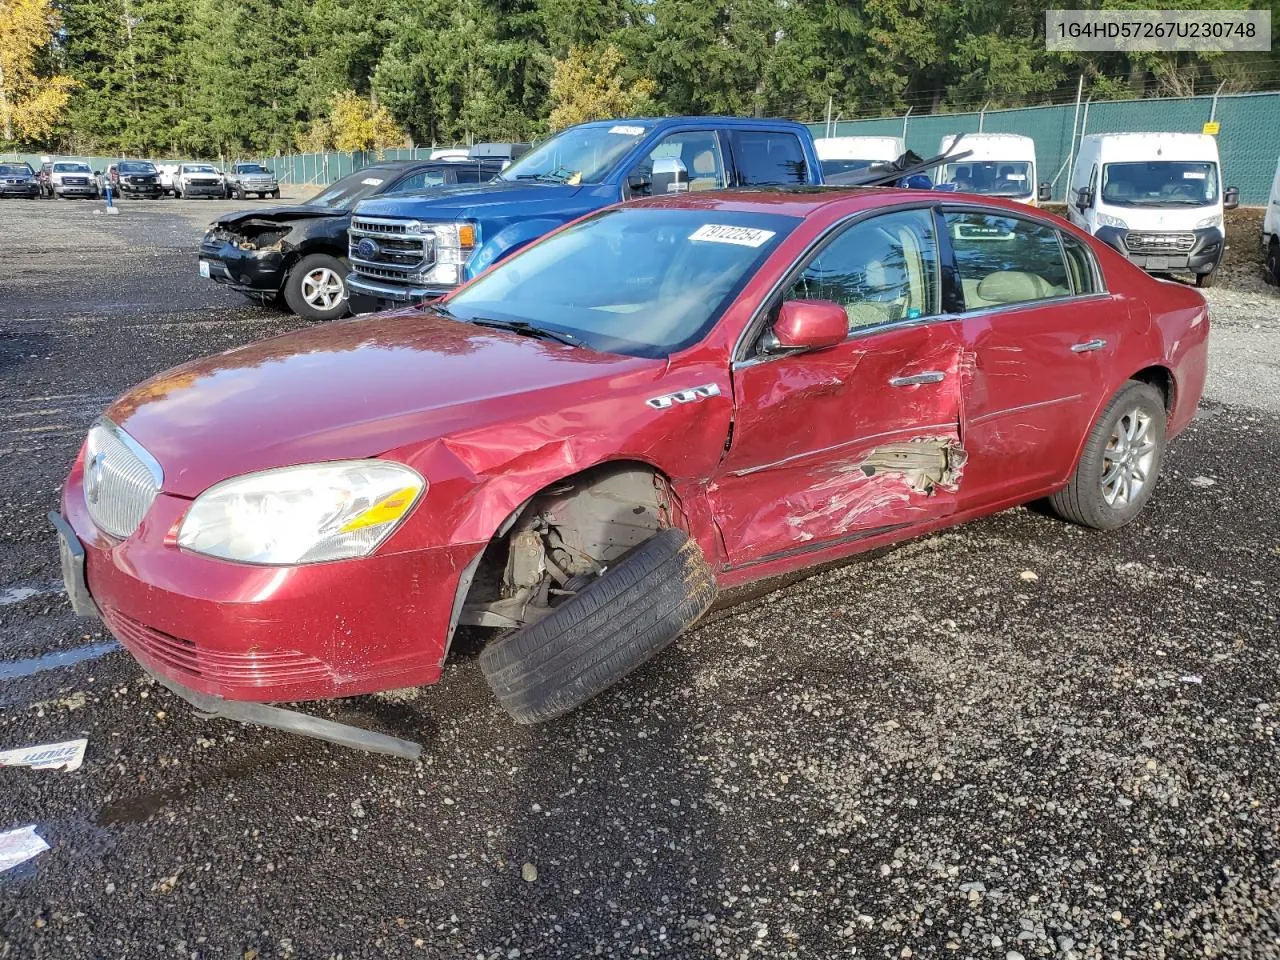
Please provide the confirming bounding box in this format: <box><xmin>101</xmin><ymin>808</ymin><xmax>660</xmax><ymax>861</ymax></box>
<box><xmin>944</xmin><ymin>208</ymin><xmax>1124</xmax><ymax>504</ymax></box>
<box><xmin>710</xmin><ymin>206</ymin><xmax>966</xmax><ymax>571</ymax></box>
<box><xmin>725</xmin><ymin>129</ymin><xmax>812</xmax><ymax>188</ymax></box>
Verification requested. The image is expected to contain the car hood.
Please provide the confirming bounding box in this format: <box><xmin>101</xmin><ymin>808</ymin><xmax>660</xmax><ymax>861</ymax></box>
<box><xmin>354</xmin><ymin>181</ymin><xmax>586</xmax><ymax>220</ymax></box>
<box><xmin>105</xmin><ymin>311</ymin><xmax>654</xmax><ymax>497</ymax></box>
<box><xmin>214</xmin><ymin>205</ymin><xmax>345</xmax><ymax>227</ymax></box>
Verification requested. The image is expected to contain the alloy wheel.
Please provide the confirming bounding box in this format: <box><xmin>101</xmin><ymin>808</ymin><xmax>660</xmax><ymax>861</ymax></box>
<box><xmin>1100</xmin><ymin>407</ymin><xmax>1157</xmax><ymax>507</ymax></box>
<box><xmin>301</xmin><ymin>268</ymin><xmax>345</xmax><ymax>310</ymax></box>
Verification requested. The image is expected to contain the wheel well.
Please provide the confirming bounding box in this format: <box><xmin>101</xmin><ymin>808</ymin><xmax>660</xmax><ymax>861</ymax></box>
<box><xmin>1131</xmin><ymin>365</ymin><xmax>1174</xmax><ymax>413</ymax></box>
<box><xmin>448</xmin><ymin>461</ymin><xmax>675</xmax><ymax>645</ymax></box>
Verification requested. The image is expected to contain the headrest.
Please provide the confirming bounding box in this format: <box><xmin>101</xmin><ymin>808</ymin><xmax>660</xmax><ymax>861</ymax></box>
<box><xmin>863</xmin><ymin>259</ymin><xmax>887</xmax><ymax>287</ymax></box>
<box><xmin>976</xmin><ymin>270</ymin><xmax>1048</xmax><ymax>303</ymax></box>
<box><xmin>692</xmin><ymin>151</ymin><xmax>716</xmax><ymax>175</ymax></box>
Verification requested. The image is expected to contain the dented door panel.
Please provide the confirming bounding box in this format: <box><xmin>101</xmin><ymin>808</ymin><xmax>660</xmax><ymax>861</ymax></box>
<box><xmin>710</xmin><ymin>322</ymin><xmax>965</xmax><ymax>569</ymax></box>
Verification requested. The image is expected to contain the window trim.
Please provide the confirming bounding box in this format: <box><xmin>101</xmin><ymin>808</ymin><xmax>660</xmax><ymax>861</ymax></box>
<box><xmin>732</xmin><ymin>200</ymin><xmax>946</xmax><ymax>367</ymax></box>
<box><xmin>934</xmin><ymin>202</ymin><xmax>1110</xmax><ymax>319</ymax></box>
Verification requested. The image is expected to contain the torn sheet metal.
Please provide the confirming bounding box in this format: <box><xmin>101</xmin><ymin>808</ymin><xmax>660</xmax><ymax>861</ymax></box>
<box><xmin>0</xmin><ymin>738</ymin><xmax>88</xmax><ymax>772</ymax></box>
<box><xmin>0</xmin><ymin>825</ymin><xmax>50</xmax><ymax>874</ymax></box>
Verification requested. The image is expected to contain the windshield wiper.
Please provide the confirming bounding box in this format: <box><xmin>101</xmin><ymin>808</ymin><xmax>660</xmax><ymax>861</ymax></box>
<box><xmin>468</xmin><ymin>317</ymin><xmax>579</xmax><ymax>347</ymax></box>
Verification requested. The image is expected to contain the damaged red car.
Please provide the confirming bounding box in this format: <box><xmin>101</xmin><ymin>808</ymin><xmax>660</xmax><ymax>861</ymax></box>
<box><xmin>52</xmin><ymin>188</ymin><xmax>1208</xmax><ymax>757</ymax></box>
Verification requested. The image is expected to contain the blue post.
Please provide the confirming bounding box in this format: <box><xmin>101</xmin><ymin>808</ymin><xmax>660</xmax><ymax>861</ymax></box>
<box><xmin>104</xmin><ymin>180</ymin><xmax>116</xmax><ymax>213</ymax></box>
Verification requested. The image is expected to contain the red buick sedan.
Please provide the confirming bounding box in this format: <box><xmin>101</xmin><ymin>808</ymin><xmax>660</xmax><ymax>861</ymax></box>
<box><xmin>53</xmin><ymin>188</ymin><xmax>1208</xmax><ymax>752</ymax></box>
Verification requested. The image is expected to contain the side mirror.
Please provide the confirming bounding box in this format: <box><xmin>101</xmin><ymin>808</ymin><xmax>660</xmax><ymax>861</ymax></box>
<box><xmin>1037</xmin><ymin>182</ymin><xmax>1052</xmax><ymax>203</ymax></box>
<box><xmin>1224</xmin><ymin>186</ymin><xmax>1239</xmax><ymax>211</ymax></box>
<box><xmin>626</xmin><ymin>172</ymin><xmax>652</xmax><ymax>198</ymax></box>
<box><xmin>771</xmin><ymin>299</ymin><xmax>848</xmax><ymax>352</ymax></box>
<box><xmin>93</xmin><ymin>170</ymin><xmax>101</xmax><ymax>176</ymax></box>
<box><xmin>1075</xmin><ymin>187</ymin><xmax>1094</xmax><ymax>211</ymax></box>
<box><xmin>650</xmin><ymin>157</ymin><xmax>688</xmax><ymax>196</ymax></box>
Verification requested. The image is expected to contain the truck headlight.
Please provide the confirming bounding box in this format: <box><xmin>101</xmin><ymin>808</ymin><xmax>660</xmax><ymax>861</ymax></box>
<box><xmin>1195</xmin><ymin>214</ymin><xmax>1222</xmax><ymax>230</ymax></box>
<box><xmin>177</xmin><ymin>461</ymin><xmax>425</xmax><ymax>565</ymax></box>
<box><xmin>415</xmin><ymin>222</ymin><xmax>478</xmax><ymax>287</ymax></box>
<box><xmin>1096</xmin><ymin>213</ymin><xmax>1128</xmax><ymax>229</ymax></box>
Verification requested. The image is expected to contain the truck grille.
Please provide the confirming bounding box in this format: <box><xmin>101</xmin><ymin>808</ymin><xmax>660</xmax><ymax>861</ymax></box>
<box><xmin>62</xmin><ymin>177</ymin><xmax>89</xmax><ymax>186</ymax></box>
<box><xmin>189</xmin><ymin>178</ymin><xmax>221</xmax><ymax>186</ymax></box>
<box><xmin>350</xmin><ymin>217</ymin><xmax>435</xmax><ymax>279</ymax></box>
<box><xmin>83</xmin><ymin>419</ymin><xmax>163</xmax><ymax>540</ymax></box>
<box><xmin>1125</xmin><ymin>232</ymin><xmax>1195</xmax><ymax>254</ymax></box>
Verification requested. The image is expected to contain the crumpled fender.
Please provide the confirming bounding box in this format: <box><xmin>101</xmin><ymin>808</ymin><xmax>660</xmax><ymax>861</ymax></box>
<box><xmin>470</xmin><ymin>218</ymin><xmax>569</xmax><ymax>276</ymax></box>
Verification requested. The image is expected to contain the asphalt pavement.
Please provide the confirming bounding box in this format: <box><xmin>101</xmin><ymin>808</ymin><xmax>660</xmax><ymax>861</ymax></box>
<box><xmin>1</xmin><ymin>197</ymin><xmax>1279</xmax><ymax>960</ymax></box>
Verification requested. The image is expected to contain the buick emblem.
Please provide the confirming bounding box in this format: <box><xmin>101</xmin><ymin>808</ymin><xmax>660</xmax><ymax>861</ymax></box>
<box><xmin>85</xmin><ymin>452</ymin><xmax>107</xmax><ymax>504</ymax></box>
<box><xmin>355</xmin><ymin>237</ymin><xmax>380</xmax><ymax>259</ymax></box>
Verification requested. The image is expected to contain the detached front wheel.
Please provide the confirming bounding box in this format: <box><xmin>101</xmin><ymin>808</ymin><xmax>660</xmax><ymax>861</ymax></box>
<box><xmin>479</xmin><ymin>527</ymin><xmax>717</xmax><ymax>724</ymax></box>
<box><xmin>1049</xmin><ymin>380</ymin><xmax>1167</xmax><ymax>530</ymax></box>
<box><xmin>283</xmin><ymin>253</ymin><xmax>350</xmax><ymax>321</ymax></box>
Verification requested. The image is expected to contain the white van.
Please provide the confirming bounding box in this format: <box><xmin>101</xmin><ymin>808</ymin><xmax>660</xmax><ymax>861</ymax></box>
<box><xmin>936</xmin><ymin>133</ymin><xmax>1049</xmax><ymax>205</ymax></box>
<box><xmin>815</xmin><ymin>136</ymin><xmax>905</xmax><ymax>183</ymax></box>
<box><xmin>1263</xmin><ymin>153</ymin><xmax>1280</xmax><ymax>286</ymax></box>
<box><xmin>1068</xmin><ymin>132</ymin><xmax>1239</xmax><ymax>288</ymax></box>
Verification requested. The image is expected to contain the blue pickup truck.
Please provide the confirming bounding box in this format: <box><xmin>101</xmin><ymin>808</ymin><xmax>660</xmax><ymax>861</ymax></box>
<box><xmin>346</xmin><ymin>116</ymin><xmax>824</xmax><ymax>305</ymax></box>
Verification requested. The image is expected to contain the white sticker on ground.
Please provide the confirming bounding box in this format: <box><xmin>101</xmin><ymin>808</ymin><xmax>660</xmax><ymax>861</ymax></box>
<box><xmin>609</xmin><ymin>125</ymin><xmax>646</xmax><ymax>137</ymax></box>
<box><xmin>0</xmin><ymin>826</ymin><xmax>50</xmax><ymax>874</ymax></box>
<box><xmin>0</xmin><ymin>738</ymin><xmax>88</xmax><ymax>773</ymax></box>
<box><xmin>689</xmin><ymin>224</ymin><xmax>776</xmax><ymax>247</ymax></box>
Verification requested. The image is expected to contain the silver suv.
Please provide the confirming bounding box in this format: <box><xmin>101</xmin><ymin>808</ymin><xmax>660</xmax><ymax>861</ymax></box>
<box><xmin>226</xmin><ymin>163</ymin><xmax>280</xmax><ymax>200</ymax></box>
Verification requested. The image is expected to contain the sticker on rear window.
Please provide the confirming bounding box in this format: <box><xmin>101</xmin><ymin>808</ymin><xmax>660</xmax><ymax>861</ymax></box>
<box><xmin>689</xmin><ymin>224</ymin><xmax>776</xmax><ymax>247</ymax></box>
<box><xmin>1183</xmin><ymin>171</ymin><xmax>1206</xmax><ymax>179</ymax></box>
<box><xmin>609</xmin><ymin>125</ymin><xmax>645</xmax><ymax>137</ymax></box>
<box><xmin>361</xmin><ymin>177</ymin><xmax>385</xmax><ymax>186</ymax></box>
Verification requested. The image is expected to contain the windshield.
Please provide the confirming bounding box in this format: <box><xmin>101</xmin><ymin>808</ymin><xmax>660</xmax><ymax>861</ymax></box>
<box><xmin>120</xmin><ymin>161</ymin><xmax>156</xmax><ymax>174</ymax></box>
<box><xmin>307</xmin><ymin>168</ymin><xmax>397</xmax><ymax>209</ymax></box>
<box><xmin>0</xmin><ymin>164</ymin><xmax>34</xmax><ymax>176</ymax></box>
<box><xmin>1101</xmin><ymin>161</ymin><xmax>1219</xmax><ymax>207</ymax></box>
<box><xmin>820</xmin><ymin>158</ymin><xmax>894</xmax><ymax>177</ymax></box>
<box><xmin>498</xmin><ymin>123</ymin><xmax>648</xmax><ymax>185</ymax></box>
<box><xmin>183</xmin><ymin>164</ymin><xmax>218</xmax><ymax>174</ymax></box>
<box><xmin>445</xmin><ymin>208</ymin><xmax>797</xmax><ymax>358</ymax></box>
<box><xmin>54</xmin><ymin>162</ymin><xmax>90</xmax><ymax>173</ymax></box>
<box><xmin>939</xmin><ymin>161</ymin><xmax>1033</xmax><ymax>197</ymax></box>
<box><xmin>237</xmin><ymin>164</ymin><xmax>270</xmax><ymax>174</ymax></box>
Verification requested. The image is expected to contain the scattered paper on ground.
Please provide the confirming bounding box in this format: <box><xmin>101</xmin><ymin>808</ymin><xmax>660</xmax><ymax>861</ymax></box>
<box><xmin>0</xmin><ymin>738</ymin><xmax>88</xmax><ymax>772</ymax></box>
<box><xmin>0</xmin><ymin>826</ymin><xmax>50</xmax><ymax>873</ymax></box>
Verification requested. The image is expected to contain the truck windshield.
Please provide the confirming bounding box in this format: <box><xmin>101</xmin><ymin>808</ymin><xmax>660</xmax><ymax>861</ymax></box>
<box><xmin>184</xmin><ymin>164</ymin><xmax>217</xmax><ymax>174</ymax></box>
<box><xmin>444</xmin><ymin>207</ymin><xmax>797</xmax><ymax>358</ymax></box>
<box><xmin>497</xmin><ymin>123</ymin><xmax>648</xmax><ymax>185</ymax></box>
<box><xmin>307</xmin><ymin>167</ymin><xmax>397</xmax><ymax>209</ymax></box>
<box><xmin>238</xmin><ymin>164</ymin><xmax>269</xmax><ymax>174</ymax></box>
<box><xmin>821</xmin><ymin>158</ymin><xmax>894</xmax><ymax>177</ymax></box>
<box><xmin>120</xmin><ymin>162</ymin><xmax>156</xmax><ymax>173</ymax></box>
<box><xmin>938</xmin><ymin>161</ymin><xmax>1033</xmax><ymax>197</ymax></box>
<box><xmin>54</xmin><ymin>162</ymin><xmax>90</xmax><ymax>173</ymax></box>
<box><xmin>1101</xmin><ymin>161</ymin><xmax>1219</xmax><ymax>206</ymax></box>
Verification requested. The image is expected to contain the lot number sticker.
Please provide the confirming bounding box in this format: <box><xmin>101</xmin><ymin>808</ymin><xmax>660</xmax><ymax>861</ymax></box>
<box><xmin>689</xmin><ymin>224</ymin><xmax>776</xmax><ymax>247</ymax></box>
<box><xmin>609</xmin><ymin>125</ymin><xmax>646</xmax><ymax>137</ymax></box>
<box><xmin>361</xmin><ymin>177</ymin><xmax>385</xmax><ymax>186</ymax></box>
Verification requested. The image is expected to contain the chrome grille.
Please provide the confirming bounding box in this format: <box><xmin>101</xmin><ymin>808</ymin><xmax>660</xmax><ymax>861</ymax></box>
<box><xmin>350</xmin><ymin>217</ymin><xmax>435</xmax><ymax>280</ymax></box>
<box><xmin>62</xmin><ymin>177</ymin><xmax>89</xmax><ymax>186</ymax></box>
<box><xmin>1125</xmin><ymin>232</ymin><xmax>1195</xmax><ymax>254</ymax></box>
<box><xmin>83</xmin><ymin>419</ymin><xmax>163</xmax><ymax>540</ymax></box>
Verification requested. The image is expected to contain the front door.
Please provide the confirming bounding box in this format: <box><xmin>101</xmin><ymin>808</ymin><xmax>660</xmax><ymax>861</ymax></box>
<box><xmin>710</xmin><ymin>207</ymin><xmax>967</xmax><ymax>571</ymax></box>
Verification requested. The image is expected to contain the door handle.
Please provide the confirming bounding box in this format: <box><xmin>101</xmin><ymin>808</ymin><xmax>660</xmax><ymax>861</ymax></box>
<box><xmin>1070</xmin><ymin>339</ymin><xmax>1107</xmax><ymax>353</ymax></box>
<box><xmin>888</xmin><ymin>371</ymin><xmax>946</xmax><ymax>387</ymax></box>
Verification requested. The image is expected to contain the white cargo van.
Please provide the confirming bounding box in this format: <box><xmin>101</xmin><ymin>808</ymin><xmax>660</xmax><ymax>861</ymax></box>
<box><xmin>815</xmin><ymin>136</ymin><xmax>905</xmax><ymax>183</ymax></box>
<box><xmin>1067</xmin><ymin>132</ymin><xmax>1239</xmax><ymax>288</ymax></box>
<box><xmin>936</xmin><ymin>133</ymin><xmax>1050</xmax><ymax>205</ymax></box>
<box><xmin>1263</xmin><ymin>153</ymin><xmax>1280</xmax><ymax>286</ymax></box>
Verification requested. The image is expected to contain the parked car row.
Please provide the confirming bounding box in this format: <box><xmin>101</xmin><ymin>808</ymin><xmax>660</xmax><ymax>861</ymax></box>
<box><xmin>61</xmin><ymin>116</ymin><xmax>1215</xmax><ymax>749</ymax></box>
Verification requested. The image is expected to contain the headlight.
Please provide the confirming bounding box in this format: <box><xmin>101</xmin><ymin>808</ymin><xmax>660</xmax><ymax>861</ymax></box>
<box><xmin>177</xmin><ymin>461</ymin><xmax>425</xmax><ymax>565</ymax></box>
<box><xmin>1097</xmin><ymin>213</ymin><xmax>1128</xmax><ymax>229</ymax></box>
<box><xmin>414</xmin><ymin>221</ymin><xmax>478</xmax><ymax>287</ymax></box>
<box><xmin>1195</xmin><ymin>214</ymin><xmax>1222</xmax><ymax>230</ymax></box>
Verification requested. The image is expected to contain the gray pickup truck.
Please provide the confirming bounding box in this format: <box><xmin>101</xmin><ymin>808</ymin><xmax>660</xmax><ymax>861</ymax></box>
<box><xmin>226</xmin><ymin>163</ymin><xmax>280</xmax><ymax>200</ymax></box>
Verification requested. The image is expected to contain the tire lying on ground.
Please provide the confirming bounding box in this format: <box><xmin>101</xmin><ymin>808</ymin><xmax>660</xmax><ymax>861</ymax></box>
<box><xmin>480</xmin><ymin>527</ymin><xmax>717</xmax><ymax>724</ymax></box>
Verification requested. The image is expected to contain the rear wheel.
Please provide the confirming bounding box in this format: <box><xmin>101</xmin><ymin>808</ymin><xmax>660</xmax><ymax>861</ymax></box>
<box><xmin>479</xmin><ymin>527</ymin><xmax>717</xmax><ymax>724</ymax></box>
<box><xmin>1267</xmin><ymin>239</ymin><xmax>1279</xmax><ymax>286</ymax></box>
<box><xmin>231</xmin><ymin>184</ymin><xmax>244</xmax><ymax>200</ymax></box>
<box><xmin>1048</xmin><ymin>380</ymin><xmax>1167</xmax><ymax>530</ymax></box>
<box><xmin>283</xmin><ymin>253</ymin><xmax>350</xmax><ymax>321</ymax></box>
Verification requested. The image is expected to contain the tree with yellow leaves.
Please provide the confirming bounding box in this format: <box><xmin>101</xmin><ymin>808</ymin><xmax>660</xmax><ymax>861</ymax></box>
<box><xmin>295</xmin><ymin>91</ymin><xmax>408</xmax><ymax>155</ymax></box>
<box><xmin>0</xmin><ymin>0</ymin><xmax>74</xmax><ymax>144</ymax></box>
<box><xmin>548</xmin><ymin>44</ymin><xmax>657</xmax><ymax>133</ymax></box>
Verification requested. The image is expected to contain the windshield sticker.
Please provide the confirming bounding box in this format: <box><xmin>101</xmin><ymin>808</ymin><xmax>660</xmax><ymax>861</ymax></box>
<box><xmin>609</xmin><ymin>125</ymin><xmax>646</xmax><ymax>137</ymax></box>
<box><xmin>360</xmin><ymin>177</ymin><xmax>384</xmax><ymax>186</ymax></box>
<box><xmin>1183</xmin><ymin>171</ymin><xmax>1206</xmax><ymax>179</ymax></box>
<box><xmin>1005</xmin><ymin>173</ymin><xmax>1027</xmax><ymax>181</ymax></box>
<box><xmin>689</xmin><ymin>224</ymin><xmax>777</xmax><ymax>248</ymax></box>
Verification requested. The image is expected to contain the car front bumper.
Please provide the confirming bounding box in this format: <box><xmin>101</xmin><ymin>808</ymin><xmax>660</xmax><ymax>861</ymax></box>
<box><xmin>198</xmin><ymin>238</ymin><xmax>287</xmax><ymax>294</ymax></box>
<box><xmin>236</xmin><ymin>181</ymin><xmax>278</xmax><ymax>193</ymax></box>
<box><xmin>1095</xmin><ymin>225</ymin><xmax>1224</xmax><ymax>275</ymax></box>
<box><xmin>1</xmin><ymin>182</ymin><xmax>40</xmax><ymax>197</ymax></box>
<box><xmin>54</xmin><ymin>182</ymin><xmax>97</xmax><ymax>196</ymax></box>
<box><xmin>181</xmin><ymin>182</ymin><xmax>226</xmax><ymax>197</ymax></box>
<box><xmin>116</xmin><ymin>182</ymin><xmax>163</xmax><ymax>197</ymax></box>
<box><xmin>347</xmin><ymin>273</ymin><xmax>452</xmax><ymax>306</ymax></box>
<box><xmin>56</xmin><ymin>452</ymin><xmax>474</xmax><ymax>702</ymax></box>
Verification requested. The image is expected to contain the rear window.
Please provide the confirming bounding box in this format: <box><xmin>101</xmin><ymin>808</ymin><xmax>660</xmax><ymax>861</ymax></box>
<box><xmin>728</xmin><ymin>131</ymin><xmax>808</xmax><ymax>186</ymax></box>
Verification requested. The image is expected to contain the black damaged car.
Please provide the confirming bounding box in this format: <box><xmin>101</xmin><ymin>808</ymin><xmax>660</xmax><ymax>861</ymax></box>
<box><xmin>198</xmin><ymin>158</ymin><xmax>504</xmax><ymax>321</ymax></box>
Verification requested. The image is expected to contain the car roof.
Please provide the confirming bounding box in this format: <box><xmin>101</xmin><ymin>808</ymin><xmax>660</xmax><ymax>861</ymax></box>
<box><xmin>625</xmin><ymin>186</ymin><xmax>1069</xmax><ymax>222</ymax></box>
<box><xmin>572</xmin><ymin>116</ymin><xmax>812</xmax><ymax>131</ymax></box>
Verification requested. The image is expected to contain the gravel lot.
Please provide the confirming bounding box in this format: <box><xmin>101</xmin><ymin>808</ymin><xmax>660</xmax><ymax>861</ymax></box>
<box><xmin>1</xmin><ymin>198</ymin><xmax>1278</xmax><ymax>960</ymax></box>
